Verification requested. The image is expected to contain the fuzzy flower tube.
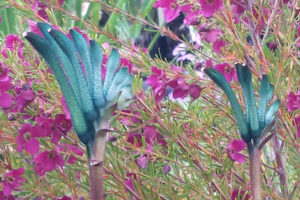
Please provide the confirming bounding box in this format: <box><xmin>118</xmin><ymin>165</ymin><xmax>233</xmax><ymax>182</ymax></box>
<box><xmin>205</xmin><ymin>64</ymin><xmax>280</xmax><ymax>200</ymax></box>
<box><xmin>24</xmin><ymin>22</ymin><xmax>133</xmax><ymax>200</ymax></box>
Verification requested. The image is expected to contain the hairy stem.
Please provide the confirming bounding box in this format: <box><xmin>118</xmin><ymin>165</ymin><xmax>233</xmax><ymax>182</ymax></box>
<box><xmin>90</xmin><ymin>120</ymin><xmax>109</xmax><ymax>200</ymax></box>
<box><xmin>250</xmin><ymin>147</ymin><xmax>262</xmax><ymax>200</ymax></box>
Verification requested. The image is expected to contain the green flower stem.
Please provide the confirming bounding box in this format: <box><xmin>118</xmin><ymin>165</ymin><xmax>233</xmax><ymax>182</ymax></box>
<box><xmin>90</xmin><ymin>119</ymin><xmax>109</xmax><ymax>200</ymax></box>
<box><xmin>249</xmin><ymin>147</ymin><xmax>262</xmax><ymax>200</ymax></box>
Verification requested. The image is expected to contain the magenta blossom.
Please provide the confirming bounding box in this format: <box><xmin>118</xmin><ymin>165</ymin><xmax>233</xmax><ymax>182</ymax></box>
<box><xmin>14</xmin><ymin>85</ymin><xmax>35</xmax><ymax>110</ymax></box>
<box><xmin>136</xmin><ymin>155</ymin><xmax>148</xmax><ymax>169</ymax></box>
<box><xmin>212</xmin><ymin>38</ymin><xmax>226</xmax><ymax>54</ymax></box>
<box><xmin>188</xmin><ymin>84</ymin><xmax>202</xmax><ymax>101</ymax></box>
<box><xmin>144</xmin><ymin>125</ymin><xmax>167</xmax><ymax>147</ymax></box>
<box><xmin>146</xmin><ymin>66</ymin><xmax>169</xmax><ymax>103</ymax></box>
<box><xmin>55</xmin><ymin>196</ymin><xmax>71</xmax><ymax>200</ymax></box>
<box><xmin>293</xmin><ymin>116</ymin><xmax>300</xmax><ymax>138</ymax></box>
<box><xmin>154</xmin><ymin>0</ymin><xmax>180</xmax><ymax>23</ymax></box>
<box><xmin>26</xmin><ymin>19</ymin><xmax>43</xmax><ymax>36</ymax></box>
<box><xmin>286</xmin><ymin>90</ymin><xmax>300</xmax><ymax>112</ymax></box>
<box><xmin>0</xmin><ymin>191</ymin><xmax>15</xmax><ymax>199</ymax></box>
<box><xmin>227</xmin><ymin>139</ymin><xmax>247</xmax><ymax>164</ymax></box>
<box><xmin>231</xmin><ymin>1</ymin><xmax>245</xmax><ymax>23</ymax></box>
<box><xmin>16</xmin><ymin>123</ymin><xmax>39</xmax><ymax>155</ymax></box>
<box><xmin>198</xmin><ymin>0</ymin><xmax>223</xmax><ymax>18</ymax></box>
<box><xmin>2</xmin><ymin>167</ymin><xmax>25</xmax><ymax>196</ymax></box>
<box><xmin>204</xmin><ymin>29</ymin><xmax>221</xmax><ymax>43</ymax></box>
<box><xmin>34</xmin><ymin>149</ymin><xmax>65</xmax><ymax>174</ymax></box>
<box><xmin>0</xmin><ymin>92</ymin><xmax>13</xmax><ymax>109</ymax></box>
<box><xmin>231</xmin><ymin>188</ymin><xmax>250</xmax><ymax>200</ymax></box>
<box><xmin>168</xmin><ymin>79</ymin><xmax>189</xmax><ymax>99</ymax></box>
<box><xmin>0</xmin><ymin>63</ymin><xmax>12</xmax><ymax>93</ymax></box>
<box><xmin>34</xmin><ymin>116</ymin><xmax>67</xmax><ymax>144</ymax></box>
<box><xmin>214</xmin><ymin>63</ymin><xmax>237</xmax><ymax>83</ymax></box>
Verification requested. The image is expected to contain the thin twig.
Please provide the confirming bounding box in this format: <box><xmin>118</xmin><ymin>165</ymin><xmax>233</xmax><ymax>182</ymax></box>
<box><xmin>261</xmin><ymin>0</ymin><xmax>280</xmax><ymax>45</ymax></box>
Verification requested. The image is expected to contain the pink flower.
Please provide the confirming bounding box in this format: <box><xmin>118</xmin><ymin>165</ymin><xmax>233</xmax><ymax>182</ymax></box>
<box><xmin>286</xmin><ymin>90</ymin><xmax>300</xmax><ymax>112</ymax></box>
<box><xmin>2</xmin><ymin>167</ymin><xmax>25</xmax><ymax>196</ymax></box>
<box><xmin>144</xmin><ymin>125</ymin><xmax>167</xmax><ymax>147</ymax></box>
<box><xmin>55</xmin><ymin>114</ymin><xmax>72</xmax><ymax>134</ymax></box>
<box><xmin>65</xmin><ymin>144</ymin><xmax>84</xmax><ymax>164</ymax></box>
<box><xmin>154</xmin><ymin>0</ymin><xmax>180</xmax><ymax>23</ymax></box>
<box><xmin>136</xmin><ymin>155</ymin><xmax>148</xmax><ymax>169</ymax></box>
<box><xmin>5</xmin><ymin>34</ymin><xmax>24</xmax><ymax>59</ymax></box>
<box><xmin>34</xmin><ymin>150</ymin><xmax>65</xmax><ymax>174</ymax></box>
<box><xmin>231</xmin><ymin>188</ymin><xmax>250</xmax><ymax>200</ymax></box>
<box><xmin>212</xmin><ymin>38</ymin><xmax>226</xmax><ymax>54</ymax></box>
<box><xmin>14</xmin><ymin>85</ymin><xmax>35</xmax><ymax>110</ymax></box>
<box><xmin>0</xmin><ymin>92</ymin><xmax>13</xmax><ymax>108</ymax></box>
<box><xmin>168</xmin><ymin>79</ymin><xmax>189</xmax><ymax>99</ymax></box>
<box><xmin>34</xmin><ymin>116</ymin><xmax>67</xmax><ymax>144</ymax></box>
<box><xmin>204</xmin><ymin>29</ymin><xmax>221</xmax><ymax>43</ymax></box>
<box><xmin>5</xmin><ymin>34</ymin><xmax>24</xmax><ymax>50</ymax></box>
<box><xmin>227</xmin><ymin>139</ymin><xmax>247</xmax><ymax>164</ymax></box>
<box><xmin>56</xmin><ymin>196</ymin><xmax>71</xmax><ymax>200</ymax></box>
<box><xmin>120</xmin><ymin>58</ymin><xmax>134</xmax><ymax>73</ymax></box>
<box><xmin>146</xmin><ymin>66</ymin><xmax>168</xmax><ymax>103</ymax></box>
<box><xmin>189</xmin><ymin>84</ymin><xmax>202</xmax><ymax>101</ymax></box>
<box><xmin>16</xmin><ymin>123</ymin><xmax>39</xmax><ymax>155</ymax></box>
<box><xmin>293</xmin><ymin>116</ymin><xmax>300</xmax><ymax>138</ymax></box>
<box><xmin>214</xmin><ymin>63</ymin><xmax>237</xmax><ymax>83</ymax></box>
<box><xmin>198</xmin><ymin>0</ymin><xmax>223</xmax><ymax>18</ymax></box>
<box><xmin>180</xmin><ymin>4</ymin><xmax>202</xmax><ymax>26</ymax></box>
<box><xmin>26</xmin><ymin>19</ymin><xmax>43</xmax><ymax>36</ymax></box>
<box><xmin>0</xmin><ymin>191</ymin><xmax>15</xmax><ymax>199</ymax></box>
<box><xmin>231</xmin><ymin>1</ymin><xmax>245</xmax><ymax>23</ymax></box>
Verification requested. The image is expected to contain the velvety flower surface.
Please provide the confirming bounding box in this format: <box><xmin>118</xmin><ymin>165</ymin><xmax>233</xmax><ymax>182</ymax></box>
<box><xmin>212</xmin><ymin>38</ymin><xmax>226</xmax><ymax>54</ymax></box>
<box><xmin>214</xmin><ymin>63</ymin><xmax>237</xmax><ymax>83</ymax></box>
<box><xmin>154</xmin><ymin>0</ymin><xmax>180</xmax><ymax>23</ymax></box>
<box><xmin>136</xmin><ymin>155</ymin><xmax>148</xmax><ymax>169</ymax></box>
<box><xmin>198</xmin><ymin>0</ymin><xmax>223</xmax><ymax>18</ymax></box>
<box><xmin>34</xmin><ymin>149</ymin><xmax>65</xmax><ymax>175</ymax></box>
<box><xmin>2</xmin><ymin>167</ymin><xmax>25</xmax><ymax>196</ymax></box>
<box><xmin>286</xmin><ymin>90</ymin><xmax>300</xmax><ymax>112</ymax></box>
<box><xmin>227</xmin><ymin>139</ymin><xmax>247</xmax><ymax>164</ymax></box>
<box><xmin>0</xmin><ymin>92</ymin><xmax>13</xmax><ymax>108</ymax></box>
<box><xmin>146</xmin><ymin>66</ymin><xmax>168</xmax><ymax>103</ymax></box>
<box><xmin>16</xmin><ymin>123</ymin><xmax>39</xmax><ymax>155</ymax></box>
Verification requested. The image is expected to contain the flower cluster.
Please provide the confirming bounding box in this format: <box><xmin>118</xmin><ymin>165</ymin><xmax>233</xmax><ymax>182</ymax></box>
<box><xmin>146</xmin><ymin>66</ymin><xmax>201</xmax><ymax>103</ymax></box>
<box><xmin>286</xmin><ymin>90</ymin><xmax>300</xmax><ymax>137</ymax></box>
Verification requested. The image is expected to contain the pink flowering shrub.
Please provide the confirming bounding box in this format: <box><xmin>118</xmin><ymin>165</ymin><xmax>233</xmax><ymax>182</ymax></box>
<box><xmin>0</xmin><ymin>0</ymin><xmax>299</xmax><ymax>199</ymax></box>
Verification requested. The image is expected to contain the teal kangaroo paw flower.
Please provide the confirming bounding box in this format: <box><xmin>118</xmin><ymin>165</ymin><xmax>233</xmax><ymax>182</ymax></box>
<box><xmin>205</xmin><ymin>67</ymin><xmax>250</xmax><ymax>142</ymax></box>
<box><xmin>103</xmin><ymin>48</ymin><xmax>120</xmax><ymax>96</ymax></box>
<box><xmin>258</xmin><ymin>75</ymin><xmax>270</xmax><ymax>132</ymax></box>
<box><xmin>70</xmin><ymin>29</ymin><xmax>94</xmax><ymax>97</ymax></box>
<box><xmin>90</xmin><ymin>40</ymin><xmax>105</xmax><ymax>108</ymax></box>
<box><xmin>265</xmin><ymin>100</ymin><xmax>280</xmax><ymax>125</ymax></box>
<box><xmin>106</xmin><ymin>67</ymin><xmax>130</xmax><ymax>102</ymax></box>
<box><xmin>236</xmin><ymin>64</ymin><xmax>259</xmax><ymax>138</ymax></box>
<box><xmin>25</xmin><ymin>32</ymin><xmax>92</xmax><ymax>145</ymax></box>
